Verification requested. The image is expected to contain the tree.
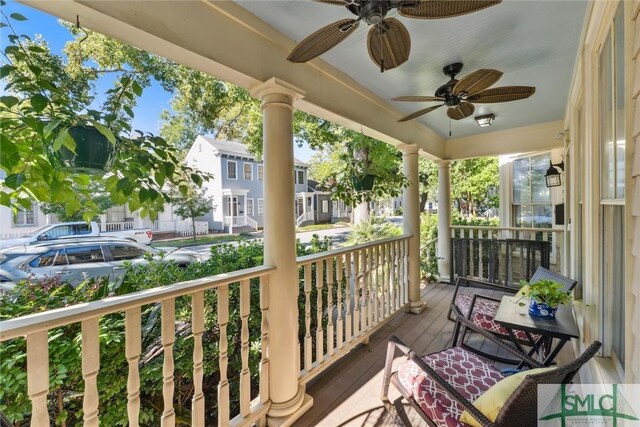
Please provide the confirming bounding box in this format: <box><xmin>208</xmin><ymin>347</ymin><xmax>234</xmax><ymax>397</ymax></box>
<box><xmin>450</xmin><ymin>157</ymin><xmax>499</xmax><ymax>216</ymax></box>
<box><xmin>418</xmin><ymin>158</ymin><xmax>438</xmax><ymax>212</ymax></box>
<box><xmin>40</xmin><ymin>180</ymin><xmax>115</xmax><ymax>221</ymax></box>
<box><xmin>169</xmin><ymin>183</ymin><xmax>214</xmax><ymax>240</ymax></box>
<box><xmin>0</xmin><ymin>9</ymin><xmax>210</xmax><ymax>221</ymax></box>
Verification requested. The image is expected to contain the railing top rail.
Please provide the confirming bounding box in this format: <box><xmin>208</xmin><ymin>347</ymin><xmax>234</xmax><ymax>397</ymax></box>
<box><xmin>450</xmin><ymin>225</ymin><xmax>564</xmax><ymax>233</ymax></box>
<box><xmin>296</xmin><ymin>234</ymin><xmax>411</xmax><ymax>265</ymax></box>
<box><xmin>0</xmin><ymin>265</ymin><xmax>275</xmax><ymax>342</ymax></box>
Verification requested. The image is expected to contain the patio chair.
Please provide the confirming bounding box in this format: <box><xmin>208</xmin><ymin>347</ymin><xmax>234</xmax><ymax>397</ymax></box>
<box><xmin>447</xmin><ymin>267</ymin><xmax>577</xmax><ymax>364</ymax></box>
<box><xmin>381</xmin><ymin>305</ymin><xmax>601</xmax><ymax>427</ymax></box>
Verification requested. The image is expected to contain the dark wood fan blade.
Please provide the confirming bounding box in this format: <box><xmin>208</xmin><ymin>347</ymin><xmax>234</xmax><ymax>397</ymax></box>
<box><xmin>312</xmin><ymin>0</ymin><xmax>349</xmax><ymax>5</ymax></box>
<box><xmin>288</xmin><ymin>19</ymin><xmax>359</xmax><ymax>63</ymax></box>
<box><xmin>453</xmin><ymin>69</ymin><xmax>503</xmax><ymax>96</ymax></box>
<box><xmin>398</xmin><ymin>104</ymin><xmax>443</xmax><ymax>122</ymax></box>
<box><xmin>392</xmin><ymin>95</ymin><xmax>445</xmax><ymax>102</ymax></box>
<box><xmin>368</xmin><ymin>18</ymin><xmax>411</xmax><ymax>72</ymax></box>
<box><xmin>399</xmin><ymin>0</ymin><xmax>501</xmax><ymax>19</ymax></box>
<box><xmin>447</xmin><ymin>102</ymin><xmax>475</xmax><ymax>120</ymax></box>
<box><xmin>467</xmin><ymin>86</ymin><xmax>536</xmax><ymax>103</ymax></box>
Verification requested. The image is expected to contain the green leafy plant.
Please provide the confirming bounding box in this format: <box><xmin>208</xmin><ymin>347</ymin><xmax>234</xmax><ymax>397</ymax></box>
<box><xmin>347</xmin><ymin>216</ymin><xmax>401</xmax><ymax>245</ymax></box>
<box><xmin>0</xmin><ymin>8</ymin><xmax>210</xmax><ymax>221</ymax></box>
<box><xmin>517</xmin><ymin>279</ymin><xmax>572</xmax><ymax>308</ymax></box>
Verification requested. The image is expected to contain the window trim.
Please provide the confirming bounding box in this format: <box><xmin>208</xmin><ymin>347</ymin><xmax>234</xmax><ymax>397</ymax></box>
<box><xmin>322</xmin><ymin>200</ymin><xmax>329</xmax><ymax>213</ymax></box>
<box><xmin>227</xmin><ymin>160</ymin><xmax>238</xmax><ymax>180</ymax></box>
<box><xmin>295</xmin><ymin>169</ymin><xmax>305</xmax><ymax>185</ymax></box>
<box><xmin>246</xmin><ymin>198</ymin><xmax>254</xmax><ymax>216</ymax></box>
<box><xmin>257</xmin><ymin>164</ymin><xmax>264</xmax><ymax>181</ymax></box>
<box><xmin>511</xmin><ymin>153</ymin><xmax>553</xmax><ymax>229</ymax></box>
<box><xmin>257</xmin><ymin>198</ymin><xmax>264</xmax><ymax>215</ymax></box>
<box><xmin>14</xmin><ymin>206</ymin><xmax>36</xmax><ymax>227</ymax></box>
<box><xmin>243</xmin><ymin>162</ymin><xmax>253</xmax><ymax>181</ymax></box>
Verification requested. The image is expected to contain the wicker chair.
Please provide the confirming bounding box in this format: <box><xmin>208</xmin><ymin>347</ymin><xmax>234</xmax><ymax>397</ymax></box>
<box><xmin>447</xmin><ymin>267</ymin><xmax>577</xmax><ymax>364</ymax></box>
<box><xmin>381</xmin><ymin>305</ymin><xmax>601</xmax><ymax>427</ymax></box>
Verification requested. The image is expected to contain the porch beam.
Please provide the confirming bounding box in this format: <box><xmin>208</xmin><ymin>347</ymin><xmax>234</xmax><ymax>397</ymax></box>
<box><xmin>400</xmin><ymin>144</ymin><xmax>425</xmax><ymax>313</ymax></box>
<box><xmin>444</xmin><ymin>120</ymin><xmax>565</xmax><ymax>160</ymax></box>
<box><xmin>437</xmin><ymin>160</ymin><xmax>452</xmax><ymax>283</ymax></box>
<box><xmin>250</xmin><ymin>78</ymin><xmax>312</xmax><ymax>424</ymax></box>
<box><xmin>21</xmin><ymin>0</ymin><xmax>445</xmax><ymax>159</ymax></box>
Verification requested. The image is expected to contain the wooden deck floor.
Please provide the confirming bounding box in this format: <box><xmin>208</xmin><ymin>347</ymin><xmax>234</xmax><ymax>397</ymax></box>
<box><xmin>293</xmin><ymin>282</ymin><xmax>514</xmax><ymax>427</ymax></box>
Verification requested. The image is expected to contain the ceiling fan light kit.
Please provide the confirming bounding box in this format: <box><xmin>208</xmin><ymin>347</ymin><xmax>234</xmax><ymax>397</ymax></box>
<box><xmin>475</xmin><ymin>113</ymin><xmax>495</xmax><ymax>127</ymax></box>
<box><xmin>288</xmin><ymin>0</ymin><xmax>502</xmax><ymax>72</ymax></box>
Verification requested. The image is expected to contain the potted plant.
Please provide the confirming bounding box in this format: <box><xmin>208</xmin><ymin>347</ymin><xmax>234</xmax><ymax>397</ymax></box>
<box><xmin>47</xmin><ymin>124</ymin><xmax>117</xmax><ymax>174</ymax></box>
<box><xmin>351</xmin><ymin>173</ymin><xmax>376</xmax><ymax>191</ymax></box>
<box><xmin>518</xmin><ymin>279</ymin><xmax>572</xmax><ymax>319</ymax></box>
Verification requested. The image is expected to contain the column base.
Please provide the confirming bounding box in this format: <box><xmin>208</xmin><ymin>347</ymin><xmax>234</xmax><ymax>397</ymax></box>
<box><xmin>267</xmin><ymin>391</ymin><xmax>313</xmax><ymax>427</ymax></box>
<box><xmin>407</xmin><ymin>300</ymin><xmax>427</xmax><ymax>314</ymax></box>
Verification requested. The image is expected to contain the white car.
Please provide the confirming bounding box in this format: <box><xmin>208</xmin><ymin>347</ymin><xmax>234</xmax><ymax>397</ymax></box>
<box><xmin>0</xmin><ymin>237</ymin><xmax>200</xmax><ymax>290</ymax></box>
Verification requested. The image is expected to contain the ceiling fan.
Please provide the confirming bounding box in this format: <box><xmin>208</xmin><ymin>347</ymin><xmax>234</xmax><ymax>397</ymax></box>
<box><xmin>393</xmin><ymin>62</ymin><xmax>536</xmax><ymax>122</ymax></box>
<box><xmin>287</xmin><ymin>0</ymin><xmax>501</xmax><ymax>72</ymax></box>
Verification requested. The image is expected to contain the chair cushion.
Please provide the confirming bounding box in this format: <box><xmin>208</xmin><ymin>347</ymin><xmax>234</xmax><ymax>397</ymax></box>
<box><xmin>455</xmin><ymin>293</ymin><xmax>539</xmax><ymax>343</ymax></box>
<box><xmin>459</xmin><ymin>367</ymin><xmax>555</xmax><ymax>427</ymax></box>
<box><xmin>396</xmin><ymin>346</ymin><xmax>504</xmax><ymax>427</ymax></box>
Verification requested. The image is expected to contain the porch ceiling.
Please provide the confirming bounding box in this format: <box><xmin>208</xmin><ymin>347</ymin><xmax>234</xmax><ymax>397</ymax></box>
<box><xmin>22</xmin><ymin>0</ymin><xmax>586</xmax><ymax>159</ymax></box>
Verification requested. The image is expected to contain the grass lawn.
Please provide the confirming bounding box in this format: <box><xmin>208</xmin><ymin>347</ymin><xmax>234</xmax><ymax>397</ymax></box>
<box><xmin>151</xmin><ymin>234</ymin><xmax>253</xmax><ymax>248</ymax></box>
<box><xmin>296</xmin><ymin>222</ymin><xmax>350</xmax><ymax>232</ymax></box>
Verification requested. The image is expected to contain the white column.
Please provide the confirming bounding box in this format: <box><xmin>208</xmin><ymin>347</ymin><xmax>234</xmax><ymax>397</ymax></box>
<box><xmin>437</xmin><ymin>160</ymin><xmax>452</xmax><ymax>282</ymax></box>
<box><xmin>251</xmin><ymin>78</ymin><xmax>311</xmax><ymax>424</ymax></box>
<box><xmin>400</xmin><ymin>144</ymin><xmax>425</xmax><ymax>313</ymax></box>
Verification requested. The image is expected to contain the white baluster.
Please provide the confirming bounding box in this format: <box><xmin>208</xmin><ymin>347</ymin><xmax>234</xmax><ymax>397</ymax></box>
<box><xmin>366</xmin><ymin>246</ymin><xmax>374</xmax><ymax>327</ymax></box>
<box><xmin>469</xmin><ymin>229</ymin><xmax>475</xmax><ymax>278</ymax></box>
<box><xmin>372</xmin><ymin>244</ymin><xmax>379</xmax><ymax>324</ymax></box>
<box><xmin>336</xmin><ymin>254</ymin><xmax>344</xmax><ymax>350</ymax></box>
<box><xmin>353</xmin><ymin>250</ymin><xmax>361</xmax><ymax>336</ymax></box>
<box><xmin>326</xmin><ymin>257</ymin><xmax>335</xmax><ymax>357</ymax></box>
<box><xmin>381</xmin><ymin>243</ymin><xmax>388</xmax><ymax>319</ymax></box>
<box><xmin>303</xmin><ymin>263</ymin><xmax>313</xmax><ymax>371</ymax></box>
<box><xmin>192</xmin><ymin>291</ymin><xmax>205</xmax><ymax>426</ymax></box>
<box><xmin>218</xmin><ymin>285</ymin><xmax>230</xmax><ymax>426</ymax></box>
<box><xmin>125</xmin><ymin>308</ymin><xmax>141</xmax><ymax>427</ymax></box>
<box><xmin>161</xmin><ymin>300</ymin><xmax>176</xmax><ymax>427</ymax></box>
<box><xmin>27</xmin><ymin>331</ymin><xmax>49</xmax><ymax>426</ymax></box>
<box><xmin>390</xmin><ymin>242</ymin><xmax>396</xmax><ymax>310</ymax></box>
<box><xmin>360</xmin><ymin>249</ymin><xmax>368</xmax><ymax>332</ymax></box>
<box><xmin>82</xmin><ymin>317</ymin><xmax>100</xmax><ymax>426</ymax></box>
<box><xmin>240</xmin><ymin>280</ymin><xmax>251</xmax><ymax>418</ymax></box>
<box><xmin>259</xmin><ymin>275</ymin><xmax>270</xmax><ymax>404</ymax></box>
<box><xmin>316</xmin><ymin>260</ymin><xmax>324</xmax><ymax>363</ymax></box>
<box><xmin>403</xmin><ymin>238</ymin><xmax>409</xmax><ymax>304</ymax></box>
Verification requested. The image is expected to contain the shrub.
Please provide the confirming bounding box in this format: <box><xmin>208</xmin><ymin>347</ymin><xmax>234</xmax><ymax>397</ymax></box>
<box><xmin>347</xmin><ymin>216</ymin><xmax>401</xmax><ymax>245</ymax></box>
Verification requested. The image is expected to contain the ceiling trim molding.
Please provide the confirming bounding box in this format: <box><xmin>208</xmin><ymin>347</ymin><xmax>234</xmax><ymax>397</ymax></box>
<box><xmin>444</xmin><ymin>120</ymin><xmax>565</xmax><ymax>160</ymax></box>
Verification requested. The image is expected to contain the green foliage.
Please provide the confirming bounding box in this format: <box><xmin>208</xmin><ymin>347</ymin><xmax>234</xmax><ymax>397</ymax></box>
<box><xmin>40</xmin><ymin>180</ymin><xmax>115</xmax><ymax>221</ymax></box>
<box><xmin>0</xmin><ymin>237</ymin><xmax>331</xmax><ymax>425</ymax></box>
<box><xmin>347</xmin><ymin>216</ymin><xmax>401</xmax><ymax>245</ymax></box>
<box><xmin>419</xmin><ymin>158</ymin><xmax>438</xmax><ymax>212</ymax></box>
<box><xmin>169</xmin><ymin>181</ymin><xmax>214</xmax><ymax>240</ymax></box>
<box><xmin>0</xmin><ymin>10</ymin><xmax>210</xmax><ymax>221</ymax></box>
<box><xmin>450</xmin><ymin>157</ymin><xmax>499</xmax><ymax>216</ymax></box>
<box><xmin>517</xmin><ymin>279</ymin><xmax>572</xmax><ymax>308</ymax></box>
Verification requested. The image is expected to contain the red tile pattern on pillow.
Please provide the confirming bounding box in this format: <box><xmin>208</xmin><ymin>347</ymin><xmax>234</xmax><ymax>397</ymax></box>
<box><xmin>396</xmin><ymin>346</ymin><xmax>504</xmax><ymax>427</ymax></box>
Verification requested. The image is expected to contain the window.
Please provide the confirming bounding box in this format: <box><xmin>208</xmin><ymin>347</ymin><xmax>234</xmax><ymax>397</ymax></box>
<box><xmin>65</xmin><ymin>246</ymin><xmax>105</xmax><ymax>264</ymax></box>
<box><xmin>30</xmin><ymin>250</ymin><xmax>58</xmax><ymax>268</ymax></box>
<box><xmin>307</xmin><ymin>197</ymin><xmax>312</xmax><ymax>207</ymax></box>
<box><xmin>322</xmin><ymin>200</ymin><xmax>329</xmax><ymax>213</ymax></box>
<box><xmin>227</xmin><ymin>160</ymin><xmax>237</xmax><ymax>180</ymax></box>
<box><xmin>512</xmin><ymin>154</ymin><xmax>552</xmax><ymax>228</ymax></box>
<box><xmin>42</xmin><ymin>223</ymin><xmax>92</xmax><ymax>240</ymax></box>
<box><xmin>109</xmin><ymin>244</ymin><xmax>145</xmax><ymax>261</ymax></box>
<box><xmin>257</xmin><ymin>198</ymin><xmax>264</xmax><ymax>215</ymax></box>
<box><xmin>246</xmin><ymin>199</ymin><xmax>254</xmax><ymax>216</ymax></box>
<box><xmin>243</xmin><ymin>163</ymin><xmax>253</xmax><ymax>181</ymax></box>
<box><xmin>14</xmin><ymin>207</ymin><xmax>35</xmax><ymax>226</ymax></box>
<box><xmin>295</xmin><ymin>169</ymin><xmax>304</xmax><ymax>185</ymax></box>
<box><xmin>257</xmin><ymin>164</ymin><xmax>264</xmax><ymax>181</ymax></box>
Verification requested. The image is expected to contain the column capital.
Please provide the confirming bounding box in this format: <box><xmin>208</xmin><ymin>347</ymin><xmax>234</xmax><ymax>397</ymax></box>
<box><xmin>250</xmin><ymin>77</ymin><xmax>305</xmax><ymax>102</ymax></box>
<box><xmin>398</xmin><ymin>143</ymin><xmax>420</xmax><ymax>155</ymax></box>
<box><xmin>435</xmin><ymin>159</ymin><xmax>452</xmax><ymax>168</ymax></box>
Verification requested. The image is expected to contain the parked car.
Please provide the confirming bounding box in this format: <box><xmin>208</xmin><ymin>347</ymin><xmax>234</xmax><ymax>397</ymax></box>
<box><xmin>0</xmin><ymin>221</ymin><xmax>153</xmax><ymax>249</ymax></box>
<box><xmin>0</xmin><ymin>237</ymin><xmax>200</xmax><ymax>290</ymax></box>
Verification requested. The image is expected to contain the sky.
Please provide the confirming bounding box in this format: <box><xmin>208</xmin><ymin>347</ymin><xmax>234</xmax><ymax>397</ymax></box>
<box><xmin>3</xmin><ymin>1</ymin><xmax>316</xmax><ymax>162</ymax></box>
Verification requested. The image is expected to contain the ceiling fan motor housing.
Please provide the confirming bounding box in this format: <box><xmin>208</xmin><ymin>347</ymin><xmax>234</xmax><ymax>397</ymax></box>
<box><xmin>359</xmin><ymin>1</ymin><xmax>390</xmax><ymax>25</ymax></box>
<box><xmin>435</xmin><ymin>80</ymin><xmax>462</xmax><ymax>106</ymax></box>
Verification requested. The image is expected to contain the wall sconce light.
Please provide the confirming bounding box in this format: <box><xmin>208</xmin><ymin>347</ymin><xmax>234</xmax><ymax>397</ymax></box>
<box><xmin>475</xmin><ymin>114</ymin><xmax>495</xmax><ymax>127</ymax></box>
<box><xmin>544</xmin><ymin>160</ymin><xmax>564</xmax><ymax>188</ymax></box>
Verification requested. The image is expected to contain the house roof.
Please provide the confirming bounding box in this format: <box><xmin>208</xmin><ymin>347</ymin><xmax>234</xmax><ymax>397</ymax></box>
<box><xmin>196</xmin><ymin>135</ymin><xmax>308</xmax><ymax>167</ymax></box>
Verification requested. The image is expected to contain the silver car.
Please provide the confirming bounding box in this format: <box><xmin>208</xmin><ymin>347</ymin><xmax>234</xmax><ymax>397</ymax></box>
<box><xmin>0</xmin><ymin>237</ymin><xmax>200</xmax><ymax>290</ymax></box>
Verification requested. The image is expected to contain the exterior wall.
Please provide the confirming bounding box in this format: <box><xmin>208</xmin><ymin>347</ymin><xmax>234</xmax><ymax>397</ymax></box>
<box><xmin>314</xmin><ymin>194</ymin><xmax>332</xmax><ymax>224</ymax></box>
<box><xmin>185</xmin><ymin>136</ymin><xmax>222</xmax><ymax>230</ymax></box>
<box><xmin>563</xmin><ymin>0</ymin><xmax>640</xmax><ymax>384</ymax></box>
<box><xmin>0</xmin><ymin>204</ymin><xmax>49</xmax><ymax>239</ymax></box>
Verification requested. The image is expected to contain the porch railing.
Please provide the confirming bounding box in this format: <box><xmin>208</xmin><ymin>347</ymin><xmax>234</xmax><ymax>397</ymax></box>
<box><xmin>0</xmin><ymin>266</ymin><xmax>274</xmax><ymax>427</ymax></box>
<box><xmin>224</xmin><ymin>216</ymin><xmax>248</xmax><ymax>228</ymax></box>
<box><xmin>102</xmin><ymin>221</ymin><xmax>136</xmax><ymax>232</ymax></box>
<box><xmin>104</xmin><ymin>220</ymin><xmax>209</xmax><ymax>237</ymax></box>
<box><xmin>450</xmin><ymin>226</ymin><xmax>563</xmax><ymax>285</ymax></box>
<box><xmin>296</xmin><ymin>212</ymin><xmax>314</xmax><ymax>226</ymax></box>
<box><xmin>245</xmin><ymin>216</ymin><xmax>259</xmax><ymax>231</ymax></box>
<box><xmin>332</xmin><ymin>209</ymin><xmax>350</xmax><ymax>219</ymax></box>
<box><xmin>296</xmin><ymin>234</ymin><xmax>410</xmax><ymax>384</ymax></box>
